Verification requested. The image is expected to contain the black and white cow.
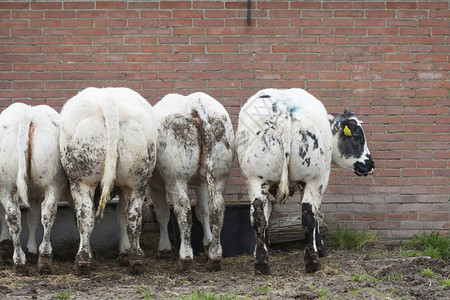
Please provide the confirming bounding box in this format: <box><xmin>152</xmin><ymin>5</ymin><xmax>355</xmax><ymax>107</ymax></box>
<box><xmin>148</xmin><ymin>92</ymin><xmax>235</xmax><ymax>271</ymax></box>
<box><xmin>60</xmin><ymin>87</ymin><xmax>157</xmax><ymax>275</ymax></box>
<box><xmin>236</xmin><ymin>88</ymin><xmax>374</xmax><ymax>274</ymax></box>
<box><xmin>0</xmin><ymin>103</ymin><xmax>68</xmax><ymax>275</ymax></box>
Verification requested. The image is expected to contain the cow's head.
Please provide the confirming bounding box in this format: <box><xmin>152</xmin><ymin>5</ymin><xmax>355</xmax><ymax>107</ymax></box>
<box><xmin>329</xmin><ymin>111</ymin><xmax>374</xmax><ymax>176</ymax></box>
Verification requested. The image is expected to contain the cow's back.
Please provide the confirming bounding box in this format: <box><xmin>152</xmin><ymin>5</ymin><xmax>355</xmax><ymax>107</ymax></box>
<box><xmin>154</xmin><ymin>92</ymin><xmax>234</xmax><ymax>181</ymax></box>
<box><xmin>60</xmin><ymin>87</ymin><xmax>156</xmax><ymax>186</ymax></box>
<box><xmin>237</xmin><ymin>88</ymin><xmax>332</xmax><ymax>183</ymax></box>
<box><xmin>28</xmin><ymin>105</ymin><xmax>64</xmax><ymax>188</ymax></box>
<box><xmin>0</xmin><ymin>104</ymin><xmax>26</xmax><ymax>185</ymax></box>
<box><xmin>0</xmin><ymin>103</ymin><xmax>63</xmax><ymax>188</ymax></box>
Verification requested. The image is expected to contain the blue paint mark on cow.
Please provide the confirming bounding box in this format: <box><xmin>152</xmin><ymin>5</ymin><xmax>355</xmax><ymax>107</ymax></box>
<box><xmin>272</xmin><ymin>98</ymin><xmax>300</xmax><ymax>116</ymax></box>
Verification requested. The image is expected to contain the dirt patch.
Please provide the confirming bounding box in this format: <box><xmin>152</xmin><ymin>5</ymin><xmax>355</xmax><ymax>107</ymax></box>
<box><xmin>1</xmin><ymin>232</ymin><xmax>449</xmax><ymax>299</ymax></box>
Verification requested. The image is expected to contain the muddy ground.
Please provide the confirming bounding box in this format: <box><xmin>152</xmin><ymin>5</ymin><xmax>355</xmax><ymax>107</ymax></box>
<box><xmin>1</xmin><ymin>231</ymin><xmax>449</xmax><ymax>300</ymax></box>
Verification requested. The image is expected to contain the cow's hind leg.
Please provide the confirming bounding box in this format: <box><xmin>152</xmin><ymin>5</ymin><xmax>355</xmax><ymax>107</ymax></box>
<box><xmin>148</xmin><ymin>184</ymin><xmax>172</xmax><ymax>256</ymax></box>
<box><xmin>0</xmin><ymin>201</ymin><xmax>13</xmax><ymax>265</ymax></box>
<box><xmin>38</xmin><ymin>187</ymin><xmax>59</xmax><ymax>274</ymax></box>
<box><xmin>125</xmin><ymin>188</ymin><xmax>146</xmax><ymax>275</ymax></box>
<box><xmin>205</xmin><ymin>181</ymin><xmax>225</xmax><ymax>272</ymax></box>
<box><xmin>301</xmin><ymin>183</ymin><xmax>323</xmax><ymax>273</ymax></box>
<box><xmin>116</xmin><ymin>192</ymin><xmax>131</xmax><ymax>266</ymax></box>
<box><xmin>1</xmin><ymin>191</ymin><xmax>27</xmax><ymax>275</ymax></box>
<box><xmin>71</xmin><ymin>182</ymin><xmax>94</xmax><ymax>276</ymax></box>
<box><xmin>194</xmin><ymin>181</ymin><xmax>212</xmax><ymax>255</ymax></box>
<box><xmin>25</xmin><ymin>200</ymin><xmax>40</xmax><ymax>264</ymax></box>
<box><xmin>248</xmin><ymin>178</ymin><xmax>271</xmax><ymax>275</ymax></box>
<box><xmin>316</xmin><ymin>225</ymin><xmax>328</xmax><ymax>258</ymax></box>
<box><xmin>167</xmin><ymin>180</ymin><xmax>193</xmax><ymax>272</ymax></box>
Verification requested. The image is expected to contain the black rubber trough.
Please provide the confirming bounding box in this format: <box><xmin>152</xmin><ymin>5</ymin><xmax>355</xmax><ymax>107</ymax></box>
<box><xmin>171</xmin><ymin>204</ymin><xmax>256</xmax><ymax>258</ymax></box>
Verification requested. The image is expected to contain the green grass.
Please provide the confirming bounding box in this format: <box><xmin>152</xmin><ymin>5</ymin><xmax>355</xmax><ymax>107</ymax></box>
<box><xmin>317</xmin><ymin>287</ymin><xmax>328</xmax><ymax>298</ymax></box>
<box><xmin>420</xmin><ymin>268</ymin><xmax>440</xmax><ymax>279</ymax></box>
<box><xmin>140</xmin><ymin>289</ymin><xmax>152</xmax><ymax>300</ymax></box>
<box><xmin>350</xmin><ymin>273</ymin><xmax>379</xmax><ymax>284</ymax></box>
<box><xmin>347</xmin><ymin>289</ymin><xmax>361</xmax><ymax>295</ymax></box>
<box><xmin>332</xmin><ymin>224</ymin><xmax>378</xmax><ymax>250</ymax></box>
<box><xmin>350</xmin><ymin>274</ymin><xmax>365</xmax><ymax>282</ymax></box>
<box><xmin>385</xmin><ymin>272</ymin><xmax>403</xmax><ymax>281</ymax></box>
<box><xmin>439</xmin><ymin>279</ymin><xmax>450</xmax><ymax>290</ymax></box>
<box><xmin>407</xmin><ymin>231</ymin><xmax>449</xmax><ymax>260</ymax></box>
<box><xmin>55</xmin><ymin>285</ymin><xmax>72</xmax><ymax>299</ymax></box>
<box><xmin>308</xmin><ymin>284</ymin><xmax>328</xmax><ymax>299</ymax></box>
<box><xmin>178</xmin><ymin>289</ymin><xmax>244</xmax><ymax>300</ymax></box>
<box><xmin>254</xmin><ymin>284</ymin><xmax>269</xmax><ymax>294</ymax></box>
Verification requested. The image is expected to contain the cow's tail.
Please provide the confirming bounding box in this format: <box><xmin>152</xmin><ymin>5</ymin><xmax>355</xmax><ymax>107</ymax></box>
<box><xmin>276</xmin><ymin>106</ymin><xmax>291</xmax><ymax>203</ymax></box>
<box><xmin>16</xmin><ymin>108</ymin><xmax>31</xmax><ymax>208</ymax></box>
<box><xmin>96</xmin><ymin>99</ymin><xmax>120</xmax><ymax>220</ymax></box>
<box><xmin>192</xmin><ymin>101</ymin><xmax>216</xmax><ymax>203</ymax></box>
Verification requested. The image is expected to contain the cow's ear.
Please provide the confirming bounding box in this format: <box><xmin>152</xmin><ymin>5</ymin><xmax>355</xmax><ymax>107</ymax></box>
<box><xmin>342</xmin><ymin>119</ymin><xmax>357</xmax><ymax>136</ymax></box>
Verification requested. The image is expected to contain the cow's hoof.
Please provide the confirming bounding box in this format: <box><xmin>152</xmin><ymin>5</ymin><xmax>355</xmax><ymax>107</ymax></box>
<box><xmin>26</xmin><ymin>251</ymin><xmax>38</xmax><ymax>264</ymax></box>
<box><xmin>129</xmin><ymin>260</ymin><xmax>143</xmax><ymax>275</ymax></box>
<box><xmin>38</xmin><ymin>254</ymin><xmax>52</xmax><ymax>275</ymax></box>
<box><xmin>305</xmin><ymin>261</ymin><xmax>321</xmax><ymax>273</ymax></box>
<box><xmin>76</xmin><ymin>261</ymin><xmax>91</xmax><ymax>276</ymax></box>
<box><xmin>318</xmin><ymin>247</ymin><xmax>328</xmax><ymax>258</ymax></box>
<box><xmin>177</xmin><ymin>259</ymin><xmax>193</xmax><ymax>272</ymax></box>
<box><xmin>15</xmin><ymin>264</ymin><xmax>29</xmax><ymax>276</ymax></box>
<box><xmin>207</xmin><ymin>259</ymin><xmax>221</xmax><ymax>272</ymax></box>
<box><xmin>119</xmin><ymin>253</ymin><xmax>129</xmax><ymax>267</ymax></box>
<box><xmin>157</xmin><ymin>249</ymin><xmax>173</xmax><ymax>259</ymax></box>
<box><xmin>254</xmin><ymin>263</ymin><xmax>271</xmax><ymax>275</ymax></box>
<box><xmin>0</xmin><ymin>240</ymin><xmax>13</xmax><ymax>263</ymax></box>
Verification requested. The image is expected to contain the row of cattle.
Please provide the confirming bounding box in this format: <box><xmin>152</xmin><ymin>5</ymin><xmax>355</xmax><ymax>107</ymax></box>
<box><xmin>0</xmin><ymin>87</ymin><xmax>374</xmax><ymax>276</ymax></box>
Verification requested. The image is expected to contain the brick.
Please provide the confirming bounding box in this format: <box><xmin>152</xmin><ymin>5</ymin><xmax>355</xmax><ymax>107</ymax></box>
<box><xmin>173</xmin><ymin>44</ymin><xmax>204</xmax><ymax>53</ymax></box>
<box><xmin>387</xmin><ymin>2</ymin><xmax>417</xmax><ymax>9</ymax></box>
<box><xmin>355</xmin><ymin>213</ymin><xmax>385</xmax><ymax>221</ymax></box>
<box><xmin>161</xmin><ymin>18</ymin><xmax>192</xmax><ymax>27</ymax></box>
<box><xmin>207</xmin><ymin>45</ymin><xmax>237</xmax><ymax>53</ymax></box>
<box><xmin>398</xmin><ymin>10</ymin><xmax>428</xmax><ymax>18</ymax></box>
<box><xmin>387</xmin><ymin>213</ymin><xmax>418</xmax><ymax>221</ymax></box>
<box><xmin>96</xmin><ymin>1</ymin><xmax>127</xmax><ymax>9</ymax></box>
<box><xmin>193</xmin><ymin>1</ymin><xmax>223</xmax><ymax>9</ymax></box>
<box><xmin>420</xmin><ymin>212</ymin><xmax>449</xmax><ymax>221</ymax></box>
<box><xmin>160</xmin><ymin>1</ymin><xmax>191</xmax><ymax>9</ymax></box>
<box><xmin>206</xmin><ymin>27</ymin><xmax>237</xmax><ymax>36</ymax></box>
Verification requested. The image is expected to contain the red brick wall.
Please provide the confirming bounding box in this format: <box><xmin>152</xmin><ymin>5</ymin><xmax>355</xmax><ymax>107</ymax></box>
<box><xmin>1</xmin><ymin>1</ymin><xmax>449</xmax><ymax>240</ymax></box>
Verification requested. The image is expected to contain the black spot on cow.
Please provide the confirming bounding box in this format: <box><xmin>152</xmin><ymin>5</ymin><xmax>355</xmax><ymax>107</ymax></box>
<box><xmin>306</xmin><ymin>131</ymin><xmax>318</xmax><ymax>149</ymax></box>
<box><xmin>259</xmin><ymin>94</ymin><xmax>271</xmax><ymax>98</ymax></box>
<box><xmin>305</xmin><ymin>157</ymin><xmax>311</xmax><ymax>167</ymax></box>
<box><xmin>272</xmin><ymin>102</ymin><xmax>278</xmax><ymax>113</ymax></box>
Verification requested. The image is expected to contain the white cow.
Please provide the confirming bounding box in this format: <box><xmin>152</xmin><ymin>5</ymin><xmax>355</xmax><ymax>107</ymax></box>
<box><xmin>0</xmin><ymin>103</ymin><xmax>67</xmax><ymax>275</ymax></box>
<box><xmin>60</xmin><ymin>87</ymin><xmax>157</xmax><ymax>275</ymax></box>
<box><xmin>236</xmin><ymin>88</ymin><xmax>374</xmax><ymax>274</ymax></box>
<box><xmin>148</xmin><ymin>92</ymin><xmax>235</xmax><ymax>271</ymax></box>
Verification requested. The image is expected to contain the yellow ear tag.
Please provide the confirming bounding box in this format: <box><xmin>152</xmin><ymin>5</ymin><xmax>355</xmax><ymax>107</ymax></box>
<box><xmin>343</xmin><ymin>125</ymin><xmax>352</xmax><ymax>136</ymax></box>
